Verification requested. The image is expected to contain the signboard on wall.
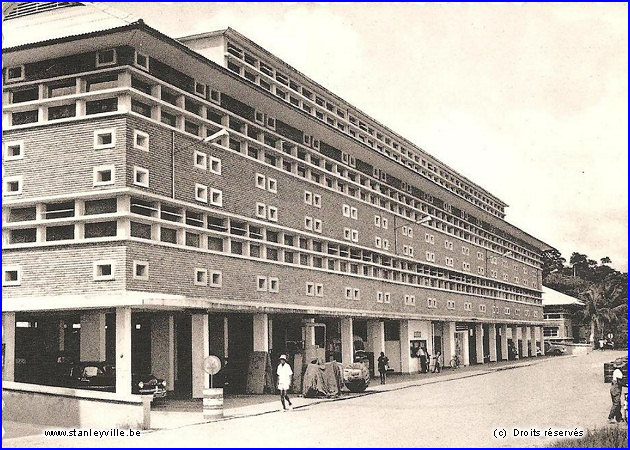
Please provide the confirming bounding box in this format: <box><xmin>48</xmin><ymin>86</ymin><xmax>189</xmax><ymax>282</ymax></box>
<box><xmin>413</xmin><ymin>331</ymin><xmax>422</xmax><ymax>338</ymax></box>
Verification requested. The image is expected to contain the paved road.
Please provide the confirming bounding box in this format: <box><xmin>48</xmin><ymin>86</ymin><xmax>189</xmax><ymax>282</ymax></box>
<box><xmin>3</xmin><ymin>350</ymin><xmax>627</xmax><ymax>447</ymax></box>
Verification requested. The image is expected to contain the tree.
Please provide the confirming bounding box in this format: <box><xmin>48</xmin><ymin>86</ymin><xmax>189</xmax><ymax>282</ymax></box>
<box><xmin>580</xmin><ymin>272</ymin><xmax>628</xmax><ymax>347</ymax></box>
<box><xmin>601</xmin><ymin>256</ymin><xmax>612</xmax><ymax>265</ymax></box>
<box><xmin>541</xmin><ymin>249</ymin><xmax>566</xmax><ymax>277</ymax></box>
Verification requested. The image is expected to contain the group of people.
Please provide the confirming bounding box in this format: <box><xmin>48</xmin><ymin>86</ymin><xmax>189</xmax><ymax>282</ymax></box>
<box><xmin>375</xmin><ymin>350</ymin><xmax>444</xmax><ymax>385</ymax></box>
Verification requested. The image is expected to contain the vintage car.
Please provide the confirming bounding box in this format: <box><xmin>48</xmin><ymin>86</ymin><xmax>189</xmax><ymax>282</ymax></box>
<box><xmin>59</xmin><ymin>362</ymin><xmax>167</xmax><ymax>399</ymax></box>
<box><xmin>544</xmin><ymin>342</ymin><xmax>567</xmax><ymax>356</ymax></box>
<box><xmin>343</xmin><ymin>353</ymin><xmax>370</xmax><ymax>393</ymax></box>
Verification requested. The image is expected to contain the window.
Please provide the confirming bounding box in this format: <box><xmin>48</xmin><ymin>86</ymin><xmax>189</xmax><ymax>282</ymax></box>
<box><xmin>194</xmin><ymin>81</ymin><xmax>206</xmax><ymax>98</ymax></box>
<box><xmin>382</xmin><ymin>218</ymin><xmax>388</xmax><ymax>229</ymax></box>
<box><xmin>257</xmin><ymin>276</ymin><xmax>267</xmax><ymax>291</ymax></box>
<box><xmin>504</xmin><ymin>307</ymin><xmax>511</xmax><ymax>315</ymax></box>
<box><xmin>12</xmin><ymin>87</ymin><xmax>38</xmax><ymax>103</ymax></box>
<box><xmin>304</xmin><ymin>216</ymin><xmax>313</xmax><ymax>230</ymax></box>
<box><xmin>133</xmin><ymin>166</ymin><xmax>149</xmax><ymax>187</ymax></box>
<box><xmin>342</xmin><ymin>204</ymin><xmax>351</xmax><ymax>217</ymax></box>
<box><xmin>377</xmin><ymin>291</ymin><xmax>384</xmax><ymax>303</ymax></box>
<box><xmin>425</xmin><ymin>251</ymin><xmax>435</xmax><ymax>262</ymax></box>
<box><xmin>269</xmin><ymin>277</ymin><xmax>279</xmax><ymax>293</ymax></box>
<box><xmin>383</xmin><ymin>239</ymin><xmax>390</xmax><ymax>250</ymax></box>
<box><xmin>350</xmin><ymin>207</ymin><xmax>358</xmax><ymax>220</ymax></box>
<box><xmin>268</xmin><ymin>206</ymin><xmax>278</xmax><ymax>222</ymax></box>
<box><xmin>477</xmin><ymin>252</ymin><xmax>484</xmax><ymax>260</ymax></box>
<box><xmin>374</xmin><ymin>215</ymin><xmax>381</xmax><ymax>227</ymax></box>
<box><xmin>267</xmin><ymin>178</ymin><xmax>277</xmax><ymax>193</ymax></box>
<box><xmin>133</xmin><ymin>130</ymin><xmax>149</xmax><ymax>151</ymax></box>
<box><xmin>210</xmin><ymin>188</ymin><xmax>223</xmax><ymax>207</ymax></box>
<box><xmin>447</xmin><ymin>300</ymin><xmax>456</xmax><ymax>310</ymax></box>
<box><xmin>195</xmin><ymin>268</ymin><xmax>208</xmax><ymax>286</ymax></box>
<box><xmin>93</xmin><ymin>261</ymin><xmax>115</xmax><ymax>281</ymax></box>
<box><xmin>9</xmin><ymin>228</ymin><xmax>37</xmax><ymax>244</ymax></box>
<box><xmin>256</xmin><ymin>202</ymin><xmax>266</xmax><ymax>218</ymax></box>
<box><xmin>375</xmin><ymin>237</ymin><xmax>382</xmax><ymax>248</ymax></box>
<box><xmin>93</xmin><ymin>128</ymin><xmax>116</xmax><ymax>150</ymax></box>
<box><xmin>315</xmin><ymin>283</ymin><xmax>324</xmax><ymax>297</ymax></box>
<box><xmin>306</xmin><ymin>282</ymin><xmax>315</xmax><ymax>296</ymax></box>
<box><xmin>194</xmin><ymin>151</ymin><xmax>207</xmax><ymax>169</ymax></box>
<box><xmin>464</xmin><ymin>302</ymin><xmax>472</xmax><ymax>311</ymax></box>
<box><xmin>133</xmin><ymin>261</ymin><xmax>149</xmax><ymax>280</ymax></box>
<box><xmin>313</xmin><ymin>194</ymin><xmax>322</xmax><ymax>208</ymax></box>
<box><xmin>5</xmin><ymin>65</ymin><xmax>25</xmax><ymax>82</ymax></box>
<box><xmin>425</xmin><ymin>234</ymin><xmax>435</xmax><ymax>244</ymax></box>
<box><xmin>209</xmin><ymin>156</ymin><xmax>222</xmax><ymax>175</ymax></box>
<box><xmin>48</xmin><ymin>103</ymin><xmax>76</xmax><ymax>120</ymax></box>
<box><xmin>384</xmin><ymin>292</ymin><xmax>391</xmax><ymax>304</ymax></box>
<box><xmin>210</xmin><ymin>270</ymin><xmax>222</xmax><ymax>288</ymax></box>
<box><xmin>313</xmin><ymin>219</ymin><xmax>322</xmax><ymax>233</ymax></box>
<box><xmin>3</xmin><ymin>266</ymin><xmax>21</xmax><ymax>286</ymax></box>
<box><xmin>93</xmin><ymin>165</ymin><xmax>115</xmax><ymax>186</ymax></box>
<box><xmin>462</xmin><ymin>262</ymin><xmax>470</xmax><ymax>271</ymax></box>
<box><xmin>351</xmin><ymin>229</ymin><xmax>359</xmax><ymax>242</ymax></box>
<box><xmin>256</xmin><ymin>173</ymin><xmax>266</xmax><ymax>189</ymax></box>
<box><xmin>353</xmin><ymin>288</ymin><xmax>361</xmax><ymax>300</ymax></box>
<box><xmin>96</xmin><ymin>49</ymin><xmax>117</xmax><ymax>67</ymax></box>
<box><xmin>134</xmin><ymin>51</ymin><xmax>149</xmax><ymax>70</ymax></box>
<box><xmin>344</xmin><ymin>287</ymin><xmax>352</xmax><ymax>300</ymax></box>
<box><xmin>427</xmin><ymin>297</ymin><xmax>437</xmax><ymax>308</ymax></box>
<box><xmin>4</xmin><ymin>176</ymin><xmax>22</xmax><ymax>196</ymax></box>
<box><xmin>12</xmin><ymin>110</ymin><xmax>38</xmax><ymax>125</ymax></box>
<box><xmin>343</xmin><ymin>228</ymin><xmax>351</xmax><ymax>240</ymax></box>
<box><xmin>304</xmin><ymin>191</ymin><xmax>313</xmax><ymax>205</ymax></box>
<box><xmin>195</xmin><ymin>184</ymin><xmax>208</xmax><ymax>202</ymax></box>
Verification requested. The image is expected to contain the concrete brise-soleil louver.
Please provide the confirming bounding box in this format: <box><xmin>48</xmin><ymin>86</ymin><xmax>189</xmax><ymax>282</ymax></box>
<box><xmin>2</xmin><ymin>2</ymin><xmax>556</xmax><ymax>401</ymax></box>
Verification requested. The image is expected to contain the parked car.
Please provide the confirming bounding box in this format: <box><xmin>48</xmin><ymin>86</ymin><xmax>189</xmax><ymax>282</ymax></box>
<box><xmin>544</xmin><ymin>342</ymin><xmax>566</xmax><ymax>356</ymax></box>
<box><xmin>59</xmin><ymin>361</ymin><xmax>167</xmax><ymax>399</ymax></box>
<box><xmin>343</xmin><ymin>361</ymin><xmax>370</xmax><ymax>393</ymax></box>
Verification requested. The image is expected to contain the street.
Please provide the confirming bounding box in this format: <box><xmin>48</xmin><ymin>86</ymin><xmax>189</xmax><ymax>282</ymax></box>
<box><xmin>3</xmin><ymin>350</ymin><xmax>627</xmax><ymax>448</ymax></box>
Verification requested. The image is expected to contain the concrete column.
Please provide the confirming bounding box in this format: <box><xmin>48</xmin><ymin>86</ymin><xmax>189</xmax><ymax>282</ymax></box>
<box><xmin>341</xmin><ymin>318</ymin><xmax>354</xmax><ymax>365</ymax></box>
<box><xmin>442</xmin><ymin>322</ymin><xmax>457</xmax><ymax>365</ymax></box>
<box><xmin>462</xmin><ymin>328</ymin><xmax>470</xmax><ymax>366</ymax></box>
<box><xmin>2</xmin><ymin>312</ymin><xmax>16</xmax><ymax>381</ymax></box>
<box><xmin>253</xmin><ymin>313</ymin><xmax>269</xmax><ymax>352</ymax></box>
<box><xmin>115</xmin><ymin>307</ymin><xmax>132</xmax><ymax>395</ymax></box>
<box><xmin>522</xmin><ymin>326</ymin><xmax>530</xmax><ymax>358</ymax></box>
<box><xmin>80</xmin><ymin>312</ymin><xmax>106</xmax><ymax>361</ymax></box>
<box><xmin>151</xmin><ymin>314</ymin><xmax>175</xmax><ymax>391</ymax></box>
<box><xmin>268</xmin><ymin>318</ymin><xmax>273</xmax><ymax>353</ymax></box>
<box><xmin>399</xmin><ymin>320</ymin><xmax>410</xmax><ymax>373</ymax></box>
<box><xmin>489</xmin><ymin>324</ymin><xmax>498</xmax><ymax>362</ymax></box>
<box><xmin>304</xmin><ymin>318</ymin><xmax>316</xmax><ymax>348</ymax></box>
<box><xmin>366</xmin><ymin>320</ymin><xmax>385</xmax><ymax>371</ymax></box>
<box><xmin>539</xmin><ymin>326</ymin><xmax>545</xmax><ymax>355</ymax></box>
<box><xmin>475</xmin><ymin>323</ymin><xmax>484</xmax><ymax>364</ymax></box>
<box><xmin>223</xmin><ymin>317</ymin><xmax>229</xmax><ymax>359</ymax></box>
<box><xmin>191</xmin><ymin>313</ymin><xmax>210</xmax><ymax>399</ymax></box>
<box><xmin>500</xmin><ymin>324</ymin><xmax>509</xmax><ymax>361</ymax></box>
<box><xmin>58</xmin><ymin>320</ymin><xmax>65</xmax><ymax>352</ymax></box>
<box><xmin>510</xmin><ymin>325</ymin><xmax>519</xmax><ymax>358</ymax></box>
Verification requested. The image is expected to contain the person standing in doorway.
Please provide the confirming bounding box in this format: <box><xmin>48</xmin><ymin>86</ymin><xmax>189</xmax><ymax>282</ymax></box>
<box><xmin>377</xmin><ymin>352</ymin><xmax>389</xmax><ymax>384</ymax></box>
<box><xmin>608</xmin><ymin>358</ymin><xmax>625</xmax><ymax>423</ymax></box>
<box><xmin>419</xmin><ymin>344</ymin><xmax>429</xmax><ymax>373</ymax></box>
<box><xmin>277</xmin><ymin>354</ymin><xmax>293</xmax><ymax>411</ymax></box>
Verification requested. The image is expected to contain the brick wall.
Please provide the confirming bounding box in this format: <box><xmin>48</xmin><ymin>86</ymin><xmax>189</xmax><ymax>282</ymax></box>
<box><xmin>2</xmin><ymin>117</ymin><xmax>127</xmax><ymax>198</ymax></box>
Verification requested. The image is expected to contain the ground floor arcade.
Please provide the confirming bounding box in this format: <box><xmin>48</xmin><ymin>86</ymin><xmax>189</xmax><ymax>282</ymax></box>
<box><xmin>2</xmin><ymin>308</ymin><xmax>544</xmax><ymax>398</ymax></box>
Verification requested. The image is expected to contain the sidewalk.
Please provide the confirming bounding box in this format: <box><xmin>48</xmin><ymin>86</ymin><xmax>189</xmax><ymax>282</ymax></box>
<box><xmin>149</xmin><ymin>355</ymin><xmax>564</xmax><ymax>431</ymax></box>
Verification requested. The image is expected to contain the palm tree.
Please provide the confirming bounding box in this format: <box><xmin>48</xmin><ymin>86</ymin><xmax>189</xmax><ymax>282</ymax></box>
<box><xmin>580</xmin><ymin>273</ymin><xmax>628</xmax><ymax>347</ymax></box>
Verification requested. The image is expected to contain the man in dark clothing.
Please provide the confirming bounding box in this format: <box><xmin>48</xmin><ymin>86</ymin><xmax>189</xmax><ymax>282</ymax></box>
<box><xmin>608</xmin><ymin>359</ymin><xmax>625</xmax><ymax>423</ymax></box>
<box><xmin>377</xmin><ymin>352</ymin><xmax>389</xmax><ymax>385</ymax></box>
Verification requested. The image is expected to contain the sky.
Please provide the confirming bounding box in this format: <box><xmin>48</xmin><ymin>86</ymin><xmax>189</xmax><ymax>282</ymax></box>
<box><xmin>114</xmin><ymin>2</ymin><xmax>629</xmax><ymax>271</ymax></box>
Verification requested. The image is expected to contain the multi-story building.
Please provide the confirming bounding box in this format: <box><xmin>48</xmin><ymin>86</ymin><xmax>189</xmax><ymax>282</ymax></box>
<box><xmin>2</xmin><ymin>3</ymin><xmax>555</xmax><ymax>398</ymax></box>
<box><xmin>542</xmin><ymin>286</ymin><xmax>585</xmax><ymax>343</ymax></box>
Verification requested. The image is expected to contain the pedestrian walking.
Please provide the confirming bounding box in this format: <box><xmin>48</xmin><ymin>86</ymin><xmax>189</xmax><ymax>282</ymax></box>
<box><xmin>608</xmin><ymin>358</ymin><xmax>625</xmax><ymax>423</ymax></box>
<box><xmin>377</xmin><ymin>352</ymin><xmax>389</xmax><ymax>385</ymax></box>
<box><xmin>277</xmin><ymin>354</ymin><xmax>293</xmax><ymax>411</ymax></box>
